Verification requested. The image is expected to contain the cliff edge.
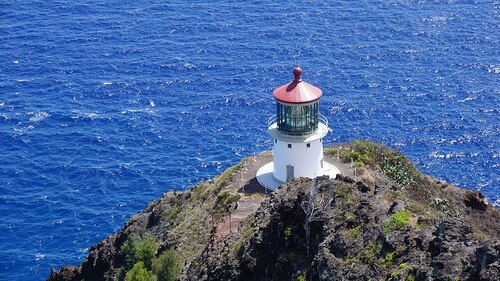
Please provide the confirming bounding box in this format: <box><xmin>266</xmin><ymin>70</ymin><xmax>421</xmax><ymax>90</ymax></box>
<box><xmin>47</xmin><ymin>141</ymin><xmax>500</xmax><ymax>281</ymax></box>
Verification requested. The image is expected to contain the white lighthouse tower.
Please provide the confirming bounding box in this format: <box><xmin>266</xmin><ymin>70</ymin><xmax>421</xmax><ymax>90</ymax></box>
<box><xmin>257</xmin><ymin>66</ymin><xmax>340</xmax><ymax>189</ymax></box>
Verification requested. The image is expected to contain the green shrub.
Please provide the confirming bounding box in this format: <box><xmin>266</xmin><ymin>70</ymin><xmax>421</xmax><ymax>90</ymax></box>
<box><xmin>284</xmin><ymin>226</ymin><xmax>292</xmax><ymax>240</ymax></box>
<box><xmin>123</xmin><ymin>235</ymin><xmax>158</xmax><ymax>270</ymax></box>
<box><xmin>385</xmin><ymin>210</ymin><xmax>411</xmax><ymax>235</ymax></box>
<box><xmin>153</xmin><ymin>248</ymin><xmax>181</xmax><ymax>281</ymax></box>
<box><xmin>362</xmin><ymin>242</ymin><xmax>381</xmax><ymax>266</ymax></box>
<box><xmin>213</xmin><ymin>191</ymin><xmax>240</xmax><ymax>213</ymax></box>
<box><xmin>123</xmin><ymin>235</ymin><xmax>181</xmax><ymax>281</ymax></box>
<box><xmin>380</xmin><ymin>252</ymin><xmax>394</xmax><ymax>270</ymax></box>
<box><xmin>347</xmin><ymin>226</ymin><xmax>361</xmax><ymax>239</ymax></box>
<box><xmin>297</xmin><ymin>274</ymin><xmax>306</xmax><ymax>281</ymax></box>
<box><xmin>337</xmin><ymin>140</ymin><xmax>381</xmax><ymax>165</ymax></box>
<box><xmin>381</xmin><ymin>155</ymin><xmax>417</xmax><ymax>188</ymax></box>
<box><xmin>324</xmin><ymin>147</ymin><xmax>338</xmax><ymax>156</ymax></box>
<box><xmin>333</xmin><ymin>140</ymin><xmax>422</xmax><ymax>188</ymax></box>
<box><xmin>188</xmin><ymin>183</ymin><xmax>205</xmax><ymax>202</ymax></box>
<box><xmin>166</xmin><ymin>204</ymin><xmax>181</xmax><ymax>221</ymax></box>
<box><xmin>125</xmin><ymin>261</ymin><xmax>156</xmax><ymax>281</ymax></box>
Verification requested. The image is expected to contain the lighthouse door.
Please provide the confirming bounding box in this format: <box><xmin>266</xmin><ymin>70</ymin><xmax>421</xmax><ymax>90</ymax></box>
<box><xmin>286</xmin><ymin>165</ymin><xmax>294</xmax><ymax>181</ymax></box>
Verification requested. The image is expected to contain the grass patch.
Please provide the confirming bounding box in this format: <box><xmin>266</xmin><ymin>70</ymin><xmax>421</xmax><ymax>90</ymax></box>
<box><xmin>385</xmin><ymin>210</ymin><xmax>411</xmax><ymax>235</ymax></box>
<box><xmin>214</xmin><ymin>162</ymin><xmax>241</xmax><ymax>188</ymax></box>
<box><xmin>342</xmin><ymin>140</ymin><xmax>378</xmax><ymax>165</ymax></box>
<box><xmin>361</xmin><ymin>242</ymin><xmax>381</xmax><ymax>266</ymax></box>
<box><xmin>232</xmin><ymin>215</ymin><xmax>255</xmax><ymax>257</ymax></box>
<box><xmin>166</xmin><ymin>204</ymin><xmax>181</xmax><ymax>221</ymax></box>
<box><xmin>380</xmin><ymin>252</ymin><xmax>394</xmax><ymax>270</ymax></box>
<box><xmin>347</xmin><ymin>226</ymin><xmax>361</xmax><ymax>239</ymax></box>
<box><xmin>213</xmin><ymin>191</ymin><xmax>241</xmax><ymax>213</ymax></box>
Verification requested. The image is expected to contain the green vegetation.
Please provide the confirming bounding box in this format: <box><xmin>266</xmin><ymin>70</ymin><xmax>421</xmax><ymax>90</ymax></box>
<box><xmin>330</xmin><ymin>140</ymin><xmax>423</xmax><ymax>188</ymax></box>
<box><xmin>399</xmin><ymin>263</ymin><xmax>409</xmax><ymax>270</ymax></box>
<box><xmin>297</xmin><ymin>274</ymin><xmax>306</xmax><ymax>281</ymax></box>
<box><xmin>284</xmin><ymin>226</ymin><xmax>293</xmax><ymax>240</ymax></box>
<box><xmin>153</xmin><ymin>248</ymin><xmax>181</xmax><ymax>281</ymax></box>
<box><xmin>381</xmin><ymin>155</ymin><xmax>417</xmax><ymax>188</ymax></box>
<box><xmin>406</xmin><ymin>273</ymin><xmax>415</xmax><ymax>281</ymax></box>
<box><xmin>334</xmin><ymin>183</ymin><xmax>355</xmax><ymax>200</ymax></box>
<box><xmin>385</xmin><ymin>210</ymin><xmax>411</xmax><ymax>235</ymax></box>
<box><xmin>287</xmin><ymin>251</ymin><xmax>298</xmax><ymax>263</ymax></box>
<box><xmin>120</xmin><ymin>235</ymin><xmax>181</xmax><ymax>281</ymax></box>
<box><xmin>343</xmin><ymin>140</ymin><xmax>378</xmax><ymax>165</ymax></box>
<box><xmin>166</xmin><ymin>204</ymin><xmax>181</xmax><ymax>221</ymax></box>
<box><xmin>325</xmin><ymin>141</ymin><xmax>378</xmax><ymax>165</ymax></box>
<box><xmin>432</xmin><ymin>197</ymin><xmax>449</xmax><ymax>212</ymax></box>
<box><xmin>347</xmin><ymin>226</ymin><xmax>361</xmax><ymax>239</ymax></box>
<box><xmin>213</xmin><ymin>191</ymin><xmax>240</xmax><ymax>213</ymax></box>
<box><xmin>232</xmin><ymin>215</ymin><xmax>255</xmax><ymax>257</ymax></box>
<box><xmin>380</xmin><ymin>252</ymin><xmax>394</xmax><ymax>270</ymax></box>
<box><xmin>362</xmin><ymin>242</ymin><xmax>382</xmax><ymax>266</ymax></box>
<box><xmin>188</xmin><ymin>182</ymin><xmax>219</xmax><ymax>204</ymax></box>
<box><xmin>126</xmin><ymin>262</ymin><xmax>156</xmax><ymax>281</ymax></box>
<box><xmin>213</xmin><ymin>162</ymin><xmax>241</xmax><ymax>188</ymax></box>
<box><xmin>123</xmin><ymin>235</ymin><xmax>158</xmax><ymax>269</ymax></box>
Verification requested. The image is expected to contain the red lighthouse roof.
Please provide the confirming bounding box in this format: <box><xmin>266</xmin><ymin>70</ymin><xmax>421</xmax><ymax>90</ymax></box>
<box><xmin>273</xmin><ymin>66</ymin><xmax>323</xmax><ymax>104</ymax></box>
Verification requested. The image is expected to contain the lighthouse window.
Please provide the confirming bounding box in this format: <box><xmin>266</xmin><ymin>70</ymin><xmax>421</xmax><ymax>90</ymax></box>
<box><xmin>306</xmin><ymin>143</ymin><xmax>311</xmax><ymax>148</ymax></box>
<box><xmin>288</xmin><ymin>144</ymin><xmax>292</xmax><ymax>148</ymax></box>
<box><xmin>276</xmin><ymin>102</ymin><xmax>319</xmax><ymax>136</ymax></box>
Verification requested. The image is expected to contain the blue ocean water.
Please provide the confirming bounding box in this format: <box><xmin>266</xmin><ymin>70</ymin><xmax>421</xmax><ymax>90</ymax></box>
<box><xmin>0</xmin><ymin>0</ymin><xmax>498</xmax><ymax>279</ymax></box>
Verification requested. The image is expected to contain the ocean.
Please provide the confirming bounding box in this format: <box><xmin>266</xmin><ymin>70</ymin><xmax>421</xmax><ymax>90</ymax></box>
<box><xmin>0</xmin><ymin>0</ymin><xmax>498</xmax><ymax>279</ymax></box>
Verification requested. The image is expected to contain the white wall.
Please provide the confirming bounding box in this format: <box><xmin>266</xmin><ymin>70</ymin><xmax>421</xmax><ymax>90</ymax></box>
<box><xmin>272</xmin><ymin>138</ymin><xmax>323</xmax><ymax>182</ymax></box>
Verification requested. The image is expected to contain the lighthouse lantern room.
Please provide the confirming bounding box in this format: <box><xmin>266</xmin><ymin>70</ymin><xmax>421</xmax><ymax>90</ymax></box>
<box><xmin>257</xmin><ymin>66</ymin><xmax>340</xmax><ymax>189</ymax></box>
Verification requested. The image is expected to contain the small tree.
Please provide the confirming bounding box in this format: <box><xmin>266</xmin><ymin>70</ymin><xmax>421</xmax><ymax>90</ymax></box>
<box><xmin>123</xmin><ymin>235</ymin><xmax>159</xmax><ymax>270</ymax></box>
<box><xmin>125</xmin><ymin>261</ymin><xmax>156</xmax><ymax>281</ymax></box>
<box><xmin>153</xmin><ymin>248</ymin><xmax>181</xmax><ymax>281</ymax></box>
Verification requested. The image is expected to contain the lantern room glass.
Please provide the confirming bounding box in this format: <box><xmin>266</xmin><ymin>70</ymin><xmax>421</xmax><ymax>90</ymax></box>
<box><xmin>276</xmin><ymin>102</ymin><xmax>319</xmax><ymax>135</ymax></box>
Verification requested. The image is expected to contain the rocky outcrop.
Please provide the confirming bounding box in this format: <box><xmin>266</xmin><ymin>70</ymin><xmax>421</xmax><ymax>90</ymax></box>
<box><xmin>47</xmin><ymin>143</ymin><xmax>500</xmax><ymax>281</ymax></box>
<box><xmin>190</xmin><ymin>176</ymin><xmax>499</xmax><ymax>281</ymax></box>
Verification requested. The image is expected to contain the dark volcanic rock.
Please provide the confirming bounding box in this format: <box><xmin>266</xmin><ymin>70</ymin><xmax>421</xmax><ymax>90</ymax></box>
<box><xmin>464</xmin><ymin>190</ymin><xmax>489</xmax><ymax>212</ymax></box>
<box><xmin>47</xmin><ymin>266</ymin><xmax>80</xmax><ymax>281</ymax></box>
<box><xmin>46</xmin><ymin>147</ymin><xmax>500</xmax><ymax>281</ymax></box>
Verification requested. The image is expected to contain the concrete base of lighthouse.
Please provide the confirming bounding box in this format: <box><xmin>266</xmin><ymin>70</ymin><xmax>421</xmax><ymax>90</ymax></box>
<box><xmin>256</xmin><ymin>161</ymin><xmax>340</xmax><ymax>190</ymax></box>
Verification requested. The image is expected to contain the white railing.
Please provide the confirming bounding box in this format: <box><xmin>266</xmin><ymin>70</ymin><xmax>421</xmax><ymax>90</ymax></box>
<box><xmin>319</xmin><ymin>114</ymin><xmax>329</xmax><ymax>128</ymax></box>
<box><xmin>267</xmin><ymin>114</ymin><xmax>278</xmax><ymax>127</ymax></box>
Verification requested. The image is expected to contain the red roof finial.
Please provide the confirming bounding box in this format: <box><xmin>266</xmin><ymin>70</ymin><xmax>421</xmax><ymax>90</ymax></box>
<box><xmin>293</xmin><ymin>66</ymin><xmax>302</xmax><ymax>82</ymax></box>
<box><xmin>273</xmin><ymin>66</ymin><xmax>323</xmax><ymax>104</ymax></box>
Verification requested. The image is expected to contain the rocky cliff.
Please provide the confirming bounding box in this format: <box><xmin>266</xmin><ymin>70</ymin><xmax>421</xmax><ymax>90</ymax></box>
<box><xmin>47</xmin><ymin>141</ymin><xmax>500</xmax><ymax>281</ymax></box>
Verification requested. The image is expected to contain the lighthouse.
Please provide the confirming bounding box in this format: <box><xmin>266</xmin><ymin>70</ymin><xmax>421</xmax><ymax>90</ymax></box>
<box><xmin>257</xmin><ymin>66</ymin><xmax>340</xmax><ymax>189</ymax></box>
